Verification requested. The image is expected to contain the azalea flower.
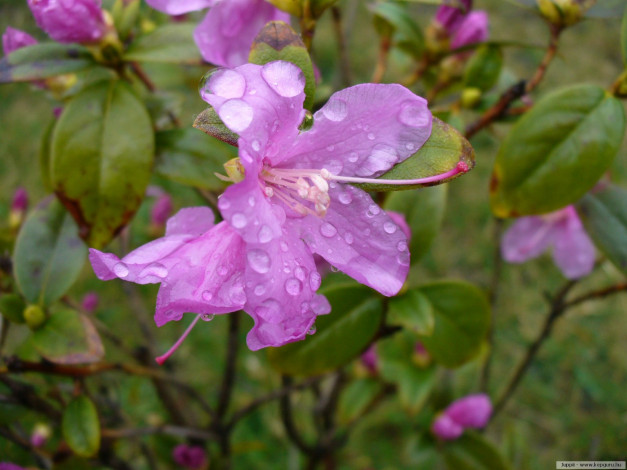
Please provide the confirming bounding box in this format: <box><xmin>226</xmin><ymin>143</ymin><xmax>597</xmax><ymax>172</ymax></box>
<box><xmin>431</xmin><ymin>393</ymin><xmax>492</xmax><ymax>441</ymax></box>
<box><xmin>501</xmin><ymin>205</ymin><xmax>595</xmax><ymax>279</ymax></box>
<box><xmin>451</xmin><ymin>11</ymin><xmax>489</xmax><ymax>51</ymax></box>
<box><xmin>145</xmin><ymin>0</ymin><xmax>289</xmax><ymax>67</ymax></box>
<box><xmin>172</xmin><ymin>444</ymin><xmax>208</xmax><ymax>469</ymax></box>
<box><xmin>27</xmin><ymin>0</ymin><xmax>108</xmax><ymax>44</ymax></box>
<box><xmin>2</xmin><ymin>27</ymin><xmax>37</xmax><ymax>56</ymax></box>
<box><xmin>434</xmin><ymin>0</ymin><xmax>473</xmax><ymax>35</ymax></box>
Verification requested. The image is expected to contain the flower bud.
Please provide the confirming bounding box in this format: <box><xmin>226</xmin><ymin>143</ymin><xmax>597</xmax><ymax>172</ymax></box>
<box><xmin>445</xmin><ymin>393</ymin><xmax>492</xmax><ymax>428</ymax></box>
<box><xmin>537</xmin><ymin>0</ymin><xmax>597</xmax><ymax>26</ymax></box>
<box><xmin>81</xmin><ymin>292</ymin><xmax>99</xmax><ymax>313</ymax></box>
<box><xmin>9</xmin><ymin>187</ymin><xmax>28</xmax><ymax>229</ymax></box>
<box><xmin>360</xmin><ymin>345</ymin><xmax>378</xmax><ymax>375</ymax></box>
<box><xmin>461</xmin><ymin>87</ymin><xmax>482</xmax><ymax>108</ymax></box>
<box><xmin>0</xmin><ymin>462</ymin><xmax>26</xmax><ymax>470</ymax></box>
<box><xmin>30</xmin><ymin>423</ymin><xmax>52</xmax><ymax>448</ymax></box>
<box><xmin>172</xmin><ymin>444</ymin><xmax>207</xmax><ymax>469</ymax></box>
<box><xmin>412</xmin><ymin>342</ymin><xmax>431</xmax><ymax>368</ymax></box>
<box><xmin>2</xmin><ymin>27</ymin><xmax>37</xmax><ymax>57</ymax></box>
<box><xmin>27</xmin><ymin>0</ymin><xmax>108</xmax><ymax>44</ymax></box>
<box><xmin>434</xmin><ymin>0</ymin><xmax>472</xmax><ymax>36</ymax></box>
<box><xmin>431</xmin><ymin>413</ymin><xmax>464</xmax><ymax>440</ymax></box>
<box><xmin>151</xmin><ymin>194</ymin><xmax>174</xmax><ymax>229</ymax></box>
<box><xmin>451</xmin><ymin>11</ymin><xmax>489</xmax><ymax>52</ymax></box>
<box><xmin>23</xmin><ymin>305</ymin><xmax>47</xmax><ymax>330</ymax></box>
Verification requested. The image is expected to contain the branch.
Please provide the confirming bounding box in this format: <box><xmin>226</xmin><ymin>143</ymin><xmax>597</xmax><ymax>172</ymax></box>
<box><xmin>279</xmin><ymin>376</ymin><xmax>318</xmax><ymax>456</ymax></box>
<box><xmin>563</xmin><ymin>282</ymin><xmax>627</xmax><ymax>309</ymax></box>
<box><xmin>102</xmin><ymin>424</ymin><xmax>217</xmax><ymax>441</ymax></box>
<box><xmin>216</xmin><ymin>312</ymin><xmax>240</xmax><ymax>420</ymax></box>
<box><xmin>331</xmin><ymin>6</ymin><xmax>352</xmax><ymax>87</ymax></box>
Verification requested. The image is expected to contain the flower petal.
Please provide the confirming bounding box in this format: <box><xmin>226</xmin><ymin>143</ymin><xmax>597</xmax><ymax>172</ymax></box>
<box><xmin>243</xmin><ymin>229</ymin><xmax>329</xmax><ymax>350</ymax></box>
<box><xmin>194</xmin><ymin>0</ymin><xmax>290</xmax><ymax>67</ymax></box>
<box><xmin>451</xmin><ymin>10</ymin><xmax>489</xmax><ymax>50</ymax></box>
<box><xmin>501</xmin><ymin>216</ymin><xmax>556</xmax><ymax>263</ymax></box>
<box><xmin>201</xmin><ymin>62</ymin><xmax>305</xmax><ymax>159</ymax></box>
<box><xmin>146</xmin><ymin>0</ymin><xmax>215</xmax><ymax>15</ymax></box>
<box><xmin>552</xmin><ymin>209</ymin><xmax>596</xmax><ymax>279</ymax></box>
<box><xmin>431</xmin><ymin>413</ymin><xmax>464</xmax><ymax>441</ymax></box>
<box><xmin>293</xmin><ymin>184</ymin><xmax>410</xmax><ymax>296</ymax></box>
<box><xmin>2</xmin><ymin>26</ymin><xmax>38</xmax><ymax>56</ymax></box>
<box><xmin>165</xmin><ymin>206</ymin><xmax>215</xmax><ymax>236</ymax></box>
<box><xmin>445</xmin><ymin>393</ymin><xmax>492</xmax><ymax>429</ymax></box>
<box><xmin>277</xmin><ymin>84</ymin><xmax>432</xmax><ymax>175</ymax></box>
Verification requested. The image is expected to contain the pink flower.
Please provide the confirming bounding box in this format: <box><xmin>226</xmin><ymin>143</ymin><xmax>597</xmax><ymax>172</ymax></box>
<box><xmin>27</xmin><ymin>0</ymin><xmax>107</xmax><ymax>44</ymax></box>
<box><xmin>2</xmin><ymin>27</ymin><xmax>37</xmax><ymax>57</ymax></box>
<box><xmin>146</xmin><ymin>0</ymin><xmax>290</xmax><ymax>67</ymax></box>
<box><xmin>435</xmin><ymin>0</ymin><xmax>472</xmax><ymax>35</ymax></box>
<box><xmin>450</xmin><ymin>11</ymin><xmax>489</xmax><ymax>51</ymax></box>
<box><xmin>360</xmin><ymin>345</ymin><xmax>378</xmax><ymax>374</ymax></box>
<box><xmin>501</xmin><ymin>206</ymin><xmax>595</xmax><ymax>279</ymax></box>
<box><xmin>11</xmin><ymin>187</ymin><xmax>28</xmax><ymax>213</ymax></box>
<box><xmin>0</xmin><ymin>464</ymin><xmax>25</xmax><ymax>470</ymax></box>
<box><xmin>81</xmin><ymin>292</ymin><xmax>99</xmax><ymax>313</ymax></box>
<box><xmin>172</xmin><ymin>444</ymin><xmax>207</xmax><ymax>469</ymax></box>
<box><xmin>431</xmin><ymin>393</ymin><xmax>492</xmax><ymax>441</ymax></box>
<box><xmin>151</xmin><ymin>193</ymin><xmax>174</xmax><ymax>228</ymax></box>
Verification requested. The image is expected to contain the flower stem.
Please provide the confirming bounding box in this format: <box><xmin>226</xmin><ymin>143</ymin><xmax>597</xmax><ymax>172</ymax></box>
<box><xmin>325</xmin><ymin>161</ymin><xmax>469</xmax><ymax>186</ymax></box>
<box><xmin>155</xmin><ymin>314</ymin><xmax>202</xmax><ymax>365</ymax></box>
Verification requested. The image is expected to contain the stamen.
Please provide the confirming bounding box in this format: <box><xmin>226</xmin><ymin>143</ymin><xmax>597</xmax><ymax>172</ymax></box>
<box><xmin>155</xmin><ymin>314</ymin><xmax>202</xmax><ymax>365</ymax></box>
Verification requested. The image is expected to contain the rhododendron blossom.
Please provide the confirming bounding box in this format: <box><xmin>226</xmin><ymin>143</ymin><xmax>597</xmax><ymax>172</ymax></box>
<box><xmin>431</xmin><ymin>393</ymin><xmax>492</xmax><ymax>440</ymax></box>
<box><xmin>146</xmin><ymin>0</ymin><xmax>289</xmax><ymax>67</ymax></box>
<box><xmin>501</xmin><ymin>205</ymin><xmax>595</xmax><ymax>279</ymax></box>
<box><xmin>27</xmin><ymin>0</ymin><xmax>108</xmax><ymax>44</ymax></box>
<box><xmin>2</xmin><ymin>27</ymin><xmax>37</xmax><ymax>56</ymax></box>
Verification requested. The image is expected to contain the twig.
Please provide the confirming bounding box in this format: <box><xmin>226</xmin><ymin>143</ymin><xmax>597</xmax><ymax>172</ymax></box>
<box><xmin>130</xmin><ymin>62</ymin><xmax>156</xmax><ymax>93</ymax></box>
<box><xmin>331</xmin><ymin>6</ymin><xmax>352</xmax><ymax>87</ymax></box>
<box><xmin>102</xmin><ymin>425</ymin><xmax>217</xmax><ymax>441</ymax></box>
<box><xmin>0</xmin><ymin>376</ymin><xmax>62</xmax><ymax>420</ymax></box>
<box><xmin>371</xmin><ymin>35</ymin><xmax>391</xmax><ymax>84</ymax></box>
<box><xmin>217</xmin><ymin>312</ymin><xmax>240</xmax><ymax>419</ymax></box>
<box><xmin>279</xmin><ymin>376</ymin><xmax>318</xmax><ymax>456</ymax></box>
<box><xmin>525</xmin><ymin>23</ymin><xmax>561</xmax><ymax>94</ymax></box>
<box><xmin>563</xmin><ymin>283</ymin><xmax>627</xmax><ymax>309</ymax></box>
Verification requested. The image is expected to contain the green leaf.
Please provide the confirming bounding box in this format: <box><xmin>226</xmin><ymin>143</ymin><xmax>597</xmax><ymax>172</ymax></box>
<box><xmin>338</xmin><ymin>378</ymin><xmax>382</xmax><ymax>424</ymax></box>
<box><xmin>39</xmin><ymin>119</ymin><xmax>55</xmax><ymax>192</ymax></box>
<box><xmin>490</xmin><ymin>84</ymin><xmax>625</xmax><ymax>217</ymax></box>
<box><xmin>357</xmin><ymin>117</ymin><xmax>475</xmax><ymax>192</ymax></box>
<box><xmin>155</xmin><ymin>129</ymin><xmax>236</xmax><ymax>190</ymax></box>
<box><xmin>249</xmin><ymin>21</ymin><xmax>316</xmax><ymax>110</ymax></box>
<box><xmin>384</xmin><ymin>184</ymin><xmax>447</xmax><ymax>261</ymax></box>
<box><xmin>388</xmin><ymin>289</ymin><xmax>435</xmax><ymax>336</ymax></box>
<box><xmin>0</xmin><ymin>42</ymin><xmax>95</xmax><ymax>83</ymax></box>
<box><xmin>266</xmin><ymin>0</ymin><xmax>301</xmax><ymax>16</ymax></box>
<box><xmin>442</xmin><ymin>431</ymin><xmax>512</xmax><ymax>470</ymax></box>
<box><xmin>124</xmin><ymin>23</ymin><xmax>202</xmax><ymax>64</ymax></box>
<box><xmin>193</xmin><ymin>107</ymin><xmax>239</xmax><ymax>147</ymax></box>
<box><xmin>371</xmin><ymin>2</ymin><xmax>424</xmax><ymax>58</ymax></box>
<box><xmin>622</xmin><ymin>4</ymin><xmax>627</xmax><ymax>66</ymax></box>
<box><xmin>49</xmin><ymin>79</ymin><xmax>155</xmax><ymax>248</ymax></box>
<box><xmin>268</xmin><ymin>283</ymin><xmax>383</xmax><ymax>376</ymax></box>
<box><xmin>32</xmin><ymin>310</ymin><xmax>104</xmax><ymax>364</ymax></box>
<box><xmin>13</xmin><ymin>198</ymin><xmax>87</xmax><ymax>307</ymax></box>
<box><xmin>62</xmin><ymin>395</ymin><xmax>101</xmax><ymax>458</ymax></box>
<box><xmin>311</xmin><ymin>0</ymin><xmax>340</xmax><ymax>17</ymax></box>
<box><xmin>0</xmin><ymin>294</ymin><xmax>26</xmax><ymax>324</ymax></box>
<box><xmin>464</xmin><ymin>45</ymin><xmax>503</xmax><ymax>92</ymax></box>
<box><xmin>577</xmin><ymin>184</ymin><xmax>627</xmax><ymax>275</ymax></box>
<box><xmin>381</xmin><ymin>361</ymin><xmax>436</xmax><ymax>415</ymax></box>
<box><xmin>416</xmin><ymin>281</ymin><xmax>490</xmax><ymax>368</ymax></box>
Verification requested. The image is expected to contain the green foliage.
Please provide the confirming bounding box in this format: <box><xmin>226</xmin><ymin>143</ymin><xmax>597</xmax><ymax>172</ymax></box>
<box><xmin>0</xmin><ymin>43</ymin><xmax>96</xmax><ymax>83</ymax></box>
<box><xmin>337</xmin><ymin>378</ymin><xmax>382</xmax><ymax>424</ymax></box>
<box><xmin>577</xmin><ymin>184</ymin><xmax>627</xmax><ymax>275</ymax></box>
<box><xmin>464</xmin><ymin>45</ymin><xmax>503</xmax><ymax>92</ymax></box>
<box><xmin>414</xmin><ymin>281</ymin><xmax>490</xmax><ymax>368</ymax></box>
<box><xmin>387</xmin><ymin>289</ymin><xmax>435</xmax><ymax>335</ymax></box>
<box><xmin>268</xmin><ymin>283</ymin><xmax>383</xmax><ymax>376</ymax></box>
<box><xmin>155</xmin><ymin>128</ymin><xmax>235</xmax><ymax>190</ymax></box>
<box><xmin>62</xmin><ymin>395</ymin><xmax>101</xmax><ymax>457</ymax></box>
<box><xmin>490</xmin><ymin>84</ymin><xmax>625</xmax><ymax>217</ymax></box>
<box><xmin>193</xmin><ymin>107</ymin><xmax>240</xmax><ymax>146</ymax></box>
<box><xmin>47</xmin><ymin>80</ymin><xmax>155</xmax><ymax>248</ymax></box>
<box><xmin>13</xmin><ymin>198</ymin><xmax>87</xmax><ymax>306</ymax></box>
<box><xmin>124</xmin><ymin>23</ymin><xmax>202</xmax><ymax>64</ymax></box>
<box><xmin>442</xmin><ymin>431</ymin><xmax>512</xmax><ymax>470</ymax></box>
<box><xmin>249</xmin><ymin>21</ymin><xmax>316</xmax><ymax>110</ymax></box>
<box><xmin>622</xmin><ymin>6</ymin><xmax>627</xmax><ymax>66</ymax></box>
<box><xmin>371</xmin><ymin>2</ymin><xmax>424</xmax><ymax>58</ymax></box>
<box><xmin>384</xmin><ymin>185</ymin><xmax>448</xmax><ymax>262</ymax></box>
<box><xmin>357</xmin><ymin>118</ymin><xmax>475</xmax><ymax>192</ymax></box>
<box><xmin>0</xmin><ymin>294</ymin><xmax>26</xmax><ymax>324</ymax></box>
<box><xmin>32</xmin><ymin>310</ymin><xmax>104</xmax><ymax>364</ymax></box>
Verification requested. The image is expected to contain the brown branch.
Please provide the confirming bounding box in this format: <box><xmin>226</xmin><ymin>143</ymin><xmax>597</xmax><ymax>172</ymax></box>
<box><xmin>102</xmin><ymin>424</ymin><xmax>217</xmax><ymax>441</ymax></box>
<box><xmin>563</xmin><ymin>282</ymin><xmax>627</xmax><ymax>309</ymax></box>
<box><xmin>371</xmin><ymin>35</ymin><xmax>392</xmax><ymax>84</ymax></box>
<box><xmin>279</xmin><ymin>376</ymin><xmax>318</xmax><ymax>456</ymax></box>
<box><xmin>0</xmin><ymin>376</ymin><xmax>62</xmax><ymax>420</ymax></box>
<box><xmin>525</xmin><ymin>24</ymin><xmax>561</xmax><ymax>94</ymax></box>
<box><xmin>331</xmin><ymin>6</ymin><xmax>352</xmax><ymax>87</ymax></box>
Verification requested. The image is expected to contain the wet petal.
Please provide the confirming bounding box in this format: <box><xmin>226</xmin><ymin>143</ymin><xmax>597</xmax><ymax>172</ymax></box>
<box><xmin>146</xmin><ymin>0</ymin><xmax>215</xmax><ymax>15</ymax></box>
<box><xmin>201</xmin><ymin>62</ymin><xmax>305</xmax><ymax>159</ymax></box>
<box><xmin>451</xmin><ymin>10</ymin><xmax>489</xmax><ymax>50</ymax></box>
<box><xmin>194</xmin><ymin>0</ymin><xmax>290</xmax><ymax>67</ymax></box>
<box><xmin>552</xmin><ymin>209</ymin><xmax>596</xmax><ymax>279</ymax></box>
<box><xmin>165</xmin><ymin>206</ymin><xmax>215</xmax><ymax>236</ymax></box>
<box><xmin>293</xmin><ymin>185</ymin><xmax>409</xmax><ymax>296</ymax></box>
<box><xmin>2</xmin><ymin>26</ymin><xmax>38</xmax><ymax>56</ymax></box>
<box><xmin>277</xmin><ymin>84</ymin><xmax>432</xmax><ymax>175</ymax></box>
<box><xmin>243</xmin><ymin>229</ymin><xmax>328</xmax><ymax>350</ymax></box>
<box><xmin>501</xmin><ymin>216</ymin><xmax>556</xmax><ymax>263</ymax></box>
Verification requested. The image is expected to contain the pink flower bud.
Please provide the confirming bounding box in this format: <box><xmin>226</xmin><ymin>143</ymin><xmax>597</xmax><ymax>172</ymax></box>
<box><xmin>30</xmin><ymin>423</ymin><xmax>51</xmax><ymax>448</ymax></box>
<box><xmin>151</xmin><ymin>193</ymin><xmax>174</xmax><ymax>228</ymax></box>
<box><xmin>27</xmin><ymin>0</ymin><xmax>107</xmax><ymax>44</ymax></box>
<box><xmin>2</xmin><ymin>27</ymin><xmax>38</xmax><ymax>56</ymax></box>
<box><xmin>360</xmin><ymin>345</ymin><xmax>378</xmax><ymax>374</ymax></box>
<box><xmin>81</xmin><ymin>292</ymin><xmax>99</xmax><ymax>313</ymax></box>
<box><xmin>11</xmin><ymin>188</ymin><xmax>28</xmax><ymax>213</ymax></box>
<box><xmin>0</xmin><ymin>463</ymin><xmax>26</xmax><ymax>470</ymax></box>
<box><xmin>445</xmin><ymin>393</ymin><xmax>492</xmax><ymax>429</ymax></box>
<box><xmin>435</xmin><ymin>0</ymin><xmax>472</xmax><ymax>35</ymax></box>
<box><xmin>451</xmin><ymin>11</ymin><xmax>489</xmax><ymax>51</ymax></box>
<box><xmin>431</xmin><ymin>413</ymin><xmax>464</xmax><ymax>440</ymax></box>
<box><xmin>172</xmin><ymin>444</ymin><xmax>207</xmax><ymax>469</ymax></box>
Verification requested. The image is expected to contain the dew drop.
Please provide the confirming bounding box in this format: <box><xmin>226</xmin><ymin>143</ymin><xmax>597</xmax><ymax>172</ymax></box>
<box><xmin>113</xmin><ymin>262</ymin><xmax>129</xmax><ymax>278</ymax></box>
<box><xmin>397</xmin><ymin>251</ymin><xmax>410</xmax><ymax>266</ymax></box>
<box><xmin>218</xmin><ymin>99</ymin><xmax>254</xmax><ymax>133</ymax></box>
<box><xmin>324</xmin><ymin>159</ymin><xmax>343</xmax><ymax>175</ymax></box>
<box><xmin>261</xmin><ymin>61</ymin><xmax>305</xmax><ymax>97</ymax></box>
<box><xmin>398</xmin><ymin>100</ymin><xmax>430</xmax><ymax>128</ymax></box>
<box><xmin>326</xmin><ymin>144</ymin><xmax>335</xmax><ymax>152</ymax></box>
<box><xmin>231</xmin><ymin>212</ymin><xmax>247</xmax><ymax>229</ymax></box>
<box><xmin>348</xmin><ymin>152</ymin><xmax>359</xmax><ymax>163</ymax></box>
<box><xmin>338</xmin><ymin>192</ymin><xmax>352</xmax><ymax>205</ymax></box>
<box><xmin>218</xmin><ymin>197</ymin><xmax>230</xmax><ymax>210</ymax></box>
<box><xmin>229</xmin><ymin>285</ymin><xmax>246</xmax><ymax>304</ymax></box>
<box><xmin>252</xmin><ymin>140</ymin><xmax>261</xmax><ymax>152</ymax></box>
<box><xmin>201</xmin><ymin>313</ymin><xmax>215</xmax><ymax>322</ymax></box>
<box><xmin>367</xmin><ymin>133</ymin><xmax>375</xmax><ymax>140</ymax></box>
<box><xmin>254</xmin><ymin>298</ymin><xmax>282</xmax><ymax>323</ymax></box>
<box><xmin>248</xmin><ymin>196</ymin><xmax>256</xmax><ymax>207</ymax></box>
<box><xmin>283</xmin><ymin>267</ymin><xmax>291</xmax><ymax>274</ymax></box>
<box><xmin>218</xmin><ymin>265</ymin><xmax>228</xmax><ymax>276</ymax></box>
<box><xmin>254</xmin><ymin>284</ymin><xmax>266</xmax><ymax>296</ymax></box>
<box><xmin>300</xmin><ymin>301</ymin><xmax>310</xmax><ymax>313</ymax></box>
<box><xmin>280</xmin><ymin>241</ymin><xmax>289</xmax><ymax>252</ymax></box>
<box><xmin>206</xmin><ymin>69</ymin><xmax>246</xmax><ymax>99</ymax></box>
<box><xmin>258</xmin><ymin>225</ymin><xmax>273</xmax><ymax>243</ymax></box>
<box><xmin>284</xmin><ymin>278</ymin><xmax>303</xmax><ymax>296</ymax></box>
<box><xmin>139</xmin><ymin>262</ymin><xmax>168</xmax><ymax>279</ymax></box>
<box><xmin>247</xmin><ymin>249</ymin><xmax>271</xmax><ymax>274</ymax></box>
<box><xmin>202</xmin><ymin>291</ymin><xmax>213</xmax><ymax>301</ymax></box>
<box><xmin>383</xmin><ymin>222</ymin><xmax>397</xmax><ymax>234</ymax></box>
<box><xmin>397</xmin><ymin>240</ymin><xmax>408</xmax><ymax>252</ymax></box>
<box><xmin>307</xmin><ymin>325</ymin><xmax>317</xmax><ymax>335</ymax></box>
<box><xmin>320</xmin><ymin>222</ymin><xmax>338</xmax><ymax>238</ymax></box>
<box><xmin>406</xmin><ymin>142</ymin><xmax>415</xmax><ymax>151</ymax></box>
<box><xmin>344</xmin><ymin>232</ymin><xmax>354</xmax><ymax>244</ymax></box>
<box><xmin>294</xmin><ymin>266</ymin><xmax>306</xmax><ymax>281</ymax></box>
<box><xmin>330</xmin><ymin>265</ymin><xmax>339</xmax><ymax>273</ymax></box>
<box><xmin>322</xmin><ymin>98</ymin><xmax>348</xmax><ymax>122</ymax></box>
<box><xmin>309</xmin><ymin>272</ymin><xmax>322</xmax><ymax>290</ymax></box>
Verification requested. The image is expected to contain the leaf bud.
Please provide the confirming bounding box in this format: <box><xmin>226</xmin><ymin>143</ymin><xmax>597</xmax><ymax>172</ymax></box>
<box><xmin>461</xmin><ymin>87</ymin><xmax>482</xmax><ymax>108</ymax></box>
<box><xmin>23</xmin><ymin>304</ymin><xmax>47</xmax><ymax>330</ymax></box>
<box><xmin>536</xmin><ymin>0</ymin><xmax>597</xmax><ymax>27</ymax></box>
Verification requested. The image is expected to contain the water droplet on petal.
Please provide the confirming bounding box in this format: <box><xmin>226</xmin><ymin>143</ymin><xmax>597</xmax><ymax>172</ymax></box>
<box><xmin>229</xmin><ymin>285</ymin><xmax>246</xmax><ymax>304</ymax></box>
<box><xmin>258</xmin><ymin>225</ymin><xmax>273</xmax><ymax>243</ymax></box>
<box><xmin>280</xmin><ymin>241</ymin><xmax>289</xmax><ymax>252</ymax></box>
<box><xmin>309</xmin><ymin>272</ymin><xmax>322</xmax><ymax>290</ymax></box>
<box><xmin>218</xmin><ymin>99</ymin><xmax>254</xmax><ymax>133</ymax></box>
<box><xmin>247</xmin><ymin>249</ymin><xmax>271</xmax><ymax>274</ymax></box>
<box><xmin>397</xmin><ymin>240</ymin><xmax>408</xmax><ymax>252</ymax></box>
<box><xmin>323</xmin><ymin>159</ymin><xmax>343</xmax><ymax>175</ymax></box>
<box><xmin>206</xmin><ymin>69</ymin><xmax>246</xmax><ymax>99</ymax></box>
<box><xmin>406</xmin><ymin>142</ymin><xmax>415</xmax><ymax>151</ymax></box>
<box><xmin>113</xmin><ymin>262</ymin><xmax>129</xmax><ymax>278</ymax></box>
<box><xmin>322</xmin><ymin>98</ymin><xmax>348</xmax><ymax>122</ymax></box>
<box><xmin>252</xmin><ymin>140</ymin><xmax>261</xmax><ymax>152</ymax></box>
<box><xmin>261</xmin><ymin>61</ymin><xmax>305</xmax><ymax>97</ymax></box>
<box><xmin>398</xmin><ymin>100</ymin><xmax>430</xmax><ymax>128</ymax></box>
<box><xmin>356</xmin><ymin>145</ymin><xmax>399</xmax><ymax>177</ymax></box>
<box><xmin>218</xmin><ymin>197</ymin><xmax>231</xmax><ymax>210</ymax></box>
<box><xmin>320</xmin><ymin>222</ymin><xmax>338</xmax><ymax>238</ymax></box>
<box><xmin>366</xmin><ymin>204</ymin><xmax>381</xmax><ymax>218</ymax></box>
<box><xmin>330</xmin><ymin>265</ymin><xmax>339</xmax><ymax>273</ymax></box>
<box><xmin>139</xmin><ymin>262</ymin><xmax>168</xmax><ymax>280</ymax></box>
<box><xmin>397</xmin><ymin>251</ymin><xmax>410</xmax><ymax>266</ymax></box>
<box><xmin>367</xmin><ymin>133</ymin><xmax>375</xmax><ymax>140</ymax></box>
<box><xmin>202</xmin><ymin>291</ymin><xmax>213</xmax><ymax>301</ymax></box>
<box><xmin>294</xmin><ymin>266</ymin><xmax>306</xmax><ymax>281</ymax></box>
<box><xmin>201</xmin><ymin>313</ymin><xmax>215</xmax><ymax>322</ymax></box>
<box><xmin>307</xmin><ymin>325</ymin><xmax>317</xmax><ymax>335</ymax></box>
<box><xmin>218</xmin><ymin>265</ymin><xmax>228</xmax><ymax>276</ymax></box>
<box><xmin>284</xmin><ymin>278</ymin><xmax>303</xmax><ymax>296</ymax></box>
<box><xmin>338</xmin><ymin>192</ymin><xmax>352</xmax><ymax>205</ymax></box>
<box><xmin>254</xmin><ymin>298</ymin><xmax>282</xmax><ymax>323</ymax></box>
<box><xmin>384</xmin><ymin>222</ymin><xmax>397</xmax><ymax>234</ymax></box>
<box><xmin>254</xmin><ymin>284</ymin><xmax>266</xmax><ymax>296</ymax></box>
<box><xmin>344</xmin><ymin>232</ymin><xmax>354</xmax><ymax>244</ymax></box>
<box><xmin>248</xmin><ymin>196</ymin><xmax>256</xmax><ymax>207</ymax></box>
<box><xmin>231</xmin><ymin>212</ymin><xmax>247</xmax><ymax>229</ymax></box>
<box><xmin>348</xmin><ymin>152</ymin><xmax>359</xmax><ymax>163</ymax></box>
